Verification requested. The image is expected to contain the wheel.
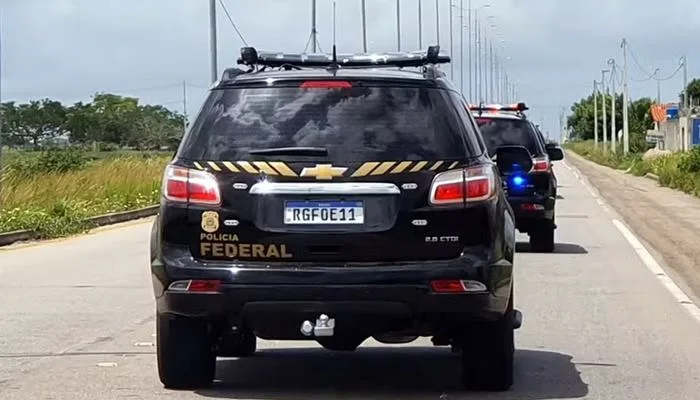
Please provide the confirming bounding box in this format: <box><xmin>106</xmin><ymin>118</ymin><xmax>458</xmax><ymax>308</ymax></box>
<box><xmin>459</xmin><ymin>292</ymin><xmax>515</xmax><ymax>391</ymax></box>
<box><xmin>529</xmin><ymin>223</ymin><xmax>555</xmax><ymax>253</ymax></box>
<box><xmin>217</xmin><ymin>329</ymin><xmax>257</xmax><ymax>357</ymax></box>
<box><xmin>156</xmin><ymin>314</ymin><xmax>216</xmax><ymax>389</ymax></box>
<box><xmin>316</xmin><ymin>335</ymin><xmax>366</xmax><ymax>352</ymax></box>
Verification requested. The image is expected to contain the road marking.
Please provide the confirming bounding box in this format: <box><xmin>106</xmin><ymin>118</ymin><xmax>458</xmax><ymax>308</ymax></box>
<box><xmin>612</xmin><ymin>219</ymin><xmax>700</xmax><ymax>324</ymax></box>
<box><xmin>97</xmin><ymin>362</ymin><xmax>118</xmax><ymax>367</ymax></box>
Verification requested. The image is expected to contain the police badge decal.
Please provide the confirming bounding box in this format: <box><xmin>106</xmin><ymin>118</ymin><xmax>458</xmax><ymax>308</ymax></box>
<box><xmin>201</xmin><ymin>211</ymin><xmax>220</xmax><ymax>233</ymax></box>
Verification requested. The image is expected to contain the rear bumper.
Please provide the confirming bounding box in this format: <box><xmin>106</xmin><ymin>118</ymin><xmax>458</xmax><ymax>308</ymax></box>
<box><xmin>151</xmin><ymin>246</ymin><xmax>513</xmax><ymax>323</ymax></box>
<box><xmin>507</xmin><ymin>195</ymin><xmax>555</xmax><ymax>230</ymax></box>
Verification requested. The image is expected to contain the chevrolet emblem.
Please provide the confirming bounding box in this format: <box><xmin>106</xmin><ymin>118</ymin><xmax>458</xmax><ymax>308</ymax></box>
<box><xmin>300</xmin><ymin>164</ymin><xmax>348</xmax><ymax>180</ymax></box>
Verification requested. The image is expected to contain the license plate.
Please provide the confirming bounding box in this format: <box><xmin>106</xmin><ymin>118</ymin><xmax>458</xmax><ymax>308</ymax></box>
<box><xmin>284</xmin><ymin>201</ymin><xmax>364</xmax><ymax>225</ymax></box>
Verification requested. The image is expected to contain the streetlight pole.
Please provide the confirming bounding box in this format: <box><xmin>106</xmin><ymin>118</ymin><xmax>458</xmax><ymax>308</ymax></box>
<box><xmin>468</xmin><ymin>1</ymin><xmax>472</xmax><ymax>101</ymax></box>
<box><xmin>396</xmin><ymin>0</ymin><xmax>401</xmax><ymax>51</ymax></box>
<box><xmin>418</xmin><ymin>0</ymin><xmax>423</xmax><ymax>48</ymax></box>
<box><xmin>361</xmin><ymin>0</ymin><xmax>367</xmax><ymax>52</ymax></box>
<box><xmin>435</xmin><ymin>0</ymin><xmax>440</xmax><ymax>46</ymax></box>
<box><xmin>209</xmin><ymin>0</ymin><xmax>218</xmax><ymax>83</ymax></box>
<box><xmin>459</xmin><ymin>0</ymin><xmax>464</xmax><ymax>97</ymax></box>
<box><xmin>449</xmin><ymin>1</ymin><xmax>453</xmax><ymax>79</ymax></box>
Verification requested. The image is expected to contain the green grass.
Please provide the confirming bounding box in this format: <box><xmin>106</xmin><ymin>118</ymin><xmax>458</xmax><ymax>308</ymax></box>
<box><xmin>564</xmin><ymin>140</ymin><xmax>700</xmax><ymax>198</ymax></box>
<box><xmin>0</xmin><ymin>150</ymin><xmax>171</xmax><ymax>238</ymax></box>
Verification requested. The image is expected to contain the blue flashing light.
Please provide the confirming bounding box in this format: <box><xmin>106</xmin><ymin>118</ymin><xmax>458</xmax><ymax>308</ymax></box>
<box><xmin>512</xmin><ymin>175</ymin><xmax>525</xmax><ymax>187</ymax></box>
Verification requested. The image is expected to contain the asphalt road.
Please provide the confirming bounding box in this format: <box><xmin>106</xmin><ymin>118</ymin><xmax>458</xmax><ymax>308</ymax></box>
<box><xmin>2</xmin><ymin>161</ymin><xmax>700</xmax><ymax>400</ymax></box>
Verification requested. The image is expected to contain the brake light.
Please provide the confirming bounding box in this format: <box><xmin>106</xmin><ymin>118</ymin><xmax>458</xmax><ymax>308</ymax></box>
<box><xmin>163</xmin><ymin>165</ymin><xmax>221</xmax><ymax>206</ymax></box>
<box><xmin>532</xmin><ymin>156</ymin><xmax>550</xmax><ymax>172</ymax></box>
<box><xmin>300</xmin><ymin>80</ymin><xmax>352</xmax><ymax>89</ymax></box>
<box><xmin>429</xmin><ymin>165</ymin><xmax>495</xmax><ymax>205</ymax></box>
<box><xmin>188</xmin><ymin>280</ymin><xmax>222</xmax><ymax>293</ymax></box>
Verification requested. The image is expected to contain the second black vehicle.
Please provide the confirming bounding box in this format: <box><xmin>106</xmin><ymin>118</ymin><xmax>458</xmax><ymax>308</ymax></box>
<box><xmin>150</xmin><ymin>46</ymin><xmax>530</xmax><ymax>392</ymax></box>
<box><xmin>472</xmin><ymin>104</ymin><xmax>564</xmax><ymax>252</ymax></box>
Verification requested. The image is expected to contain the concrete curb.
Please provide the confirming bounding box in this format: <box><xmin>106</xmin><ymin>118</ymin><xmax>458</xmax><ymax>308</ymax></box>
<box><xmin>0</xmin><ymin>205</ymin><xmax>159</xmax><ymax>248</ymax></box>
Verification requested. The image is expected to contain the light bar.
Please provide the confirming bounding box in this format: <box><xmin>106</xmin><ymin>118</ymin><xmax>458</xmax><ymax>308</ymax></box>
<box><xmin>236</xmin><ymin>45</ymin><xmax>450</xmax><ymax>68</ymax></box>
<box><xmin>469</xmin><ymin>102</ymin><xmax>529</xmax><ymax>112</ymax></box>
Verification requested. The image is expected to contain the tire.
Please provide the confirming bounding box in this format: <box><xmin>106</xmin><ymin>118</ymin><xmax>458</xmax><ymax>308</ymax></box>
<box><xmin>316</xmin><ymin>335</ymin><xmax>366</xmax><ymax>352</ymax></box>
<box><xmin>217</xmin><ymin>330</ymin><xmax>257</xmax><ymax>357</ymax></box>
<box><xmin>529</xmin><ymin>224</ymin><xmax>555</xmax><ymax>253</ymax></box>
<box><xmin>157</xmin><ymin>314</ymin><xmax>216</xmax><ymax>389</ymax></box>
<box><xmin>459</xmin><ymin>293</ymin><xmax>515</xmax><ymax>391</ymax></box>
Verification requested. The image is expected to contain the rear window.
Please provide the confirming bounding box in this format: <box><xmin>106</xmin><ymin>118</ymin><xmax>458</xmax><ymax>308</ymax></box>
<box><xmin>178</xmin><ymin>85</ymin><xmax>475</xmax><ymax>162</ymax></box>
<box><xmin>475</xmin><ymin>117</ymin><xmax>541</xmax><ymax>156</ymax></box>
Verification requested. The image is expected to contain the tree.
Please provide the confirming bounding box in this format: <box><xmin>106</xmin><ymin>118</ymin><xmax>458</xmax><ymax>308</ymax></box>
<box><xmin>4</xmin><ymin>93</ymin><xmax>185</xmax><ymax>150</ymax></box>
<box><xmin>567</xmin><ymin>94</ymin><xmax>654</xmax><ymax>152</ymax></box>
<box><xmin>14</xmin><ymin>99</ymin><xmax>67</xmax><ymax>149</ymax></box>
<box><xmin>680</xmin><ymin>78</ymin><xmax>700</xmax><ymax>106</ymax></box>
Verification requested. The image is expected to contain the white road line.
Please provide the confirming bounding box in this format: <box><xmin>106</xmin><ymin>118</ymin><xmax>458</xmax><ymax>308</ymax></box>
<box><xmin>612</xmin><ymin>219</ymin><xmax>700</xmax><ymax>324</ymax></box>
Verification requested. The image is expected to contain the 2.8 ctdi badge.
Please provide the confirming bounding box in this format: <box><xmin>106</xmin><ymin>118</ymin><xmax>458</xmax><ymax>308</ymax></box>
<box><xmin>201</xmin><ymin>211</ymin><xmax>220</xmax><ymax>233</ymax></box>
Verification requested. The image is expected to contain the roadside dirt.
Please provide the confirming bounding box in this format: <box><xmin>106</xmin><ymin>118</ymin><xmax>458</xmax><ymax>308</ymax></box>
<box><xmin>565</xmin><ymin>150</ymin><xmax>700</xmax><ymax>301</ymax></box>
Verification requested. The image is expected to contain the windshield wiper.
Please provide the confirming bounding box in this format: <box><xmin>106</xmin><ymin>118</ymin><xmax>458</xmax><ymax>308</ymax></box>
<box><xmin>248</xmin><ymin>147</ymin><xmax>329</xmax><ymax>157</ymax></box>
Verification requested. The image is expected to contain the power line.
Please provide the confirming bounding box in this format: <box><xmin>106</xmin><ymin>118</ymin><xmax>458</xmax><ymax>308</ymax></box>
<box><xmin>218</xmin><ymin>0</ymin><xmax>248</xmax><ymax>46</ymax></box>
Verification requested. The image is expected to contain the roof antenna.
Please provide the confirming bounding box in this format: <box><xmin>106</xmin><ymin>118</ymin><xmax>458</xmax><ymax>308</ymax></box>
<box><xmin>329</xmin><ymin>0</ymin><xmax>339</xmax><ymax>70</ymax></box>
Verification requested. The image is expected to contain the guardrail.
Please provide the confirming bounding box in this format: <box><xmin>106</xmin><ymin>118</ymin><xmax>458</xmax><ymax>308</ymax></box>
<box><xmin>0</xmin><ymin>205</ymin><xmax>160</xmax><ymax>247</ymax></box>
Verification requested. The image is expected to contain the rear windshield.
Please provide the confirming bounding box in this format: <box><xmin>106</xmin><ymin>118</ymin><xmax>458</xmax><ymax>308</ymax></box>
<box><xmin>475</xmin><ymin>117</ymin><xmax>541</xmax><ymax>156</ymax></box>
<box><xmin>178</xmin><ymin>85</ymin><xmax>474</xmax><ymax>162</ymax></box>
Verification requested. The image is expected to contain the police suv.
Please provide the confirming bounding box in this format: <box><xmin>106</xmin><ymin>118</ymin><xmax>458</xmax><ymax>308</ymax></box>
<box><xmin>150</xmin><ymin>45</ymin><xmax>529</xmax><ymax>391</ymax></box>
<box><xmin>472</xmin><ymin>103</ymin><xmax>564</xmax><ymax>252</ymax></box>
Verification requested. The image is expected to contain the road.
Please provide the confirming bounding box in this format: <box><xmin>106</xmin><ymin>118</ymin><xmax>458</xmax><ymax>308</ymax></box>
<box><xmin>1</xmin><ymin>160</ymin><xmax>700</xmax><ymax>400</ymax></box>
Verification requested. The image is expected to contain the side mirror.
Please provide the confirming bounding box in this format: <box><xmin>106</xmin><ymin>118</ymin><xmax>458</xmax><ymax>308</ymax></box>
<box><xmin>545</xmin><ymin>143</ymin><xmax>564</xmax><ymax>161</ymax></box>
<box><xmin>495</xmin><ymin>145</ymin><xmax>534</xmax><ymax>175</ymax></box>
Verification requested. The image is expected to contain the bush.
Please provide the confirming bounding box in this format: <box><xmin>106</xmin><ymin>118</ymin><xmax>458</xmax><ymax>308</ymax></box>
<box><xmin>678</xmin><ymin>147</ymin><xmax>700</xmax><ymax>174</ymax></box>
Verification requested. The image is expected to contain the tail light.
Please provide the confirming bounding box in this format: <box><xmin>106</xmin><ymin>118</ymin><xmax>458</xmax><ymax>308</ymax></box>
<box><xmin>532</xmin><ymin>156</ymin><xmax>550</xmax><ymax>173</ymax></box>
<box><xmin>300</xmin><ymin>80</ymin><xmax>352</xmax><ymax>89</ymax></box>
<box><xmin>429</xmin><ymin>165</ymin><xmax>496</xmax><ymax>205</ymax></box>
<box><xmin>162</xmin><ymin>165</ymin><xmax>221</xmax><ymax>206</ymax></box>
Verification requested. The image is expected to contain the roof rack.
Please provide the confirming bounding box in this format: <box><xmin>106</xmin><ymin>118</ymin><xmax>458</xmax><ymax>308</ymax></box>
<box><xmin>236</xmin><ymin>45</ymin><xmax>450</xmax><ymax>69</ymax></box>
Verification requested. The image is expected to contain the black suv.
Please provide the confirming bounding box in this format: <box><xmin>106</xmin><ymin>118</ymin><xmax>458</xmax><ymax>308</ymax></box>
<box><xmin>472</xmin><ymin>104</ymin><xmax>564</xmax><ymax>252</ymax></box>
<box><xmin>150</xmin><ymin>46</ymin><xmax>527</xmax><ymax>391</ymax></box>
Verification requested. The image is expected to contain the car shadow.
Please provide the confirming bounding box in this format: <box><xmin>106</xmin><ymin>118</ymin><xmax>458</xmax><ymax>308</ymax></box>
<box><xmin>194</xmin><ymin>346</ymin><xmax>587</xmax><ymax>400</ymax></box>
<box><xmin>516</xmin><ymin>242</ymin><xmax>588</xmax><ymax>254</ymax></box>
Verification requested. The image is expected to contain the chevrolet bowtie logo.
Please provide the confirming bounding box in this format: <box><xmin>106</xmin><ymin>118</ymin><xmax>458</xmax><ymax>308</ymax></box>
<box><xmin>300</xmin><ymin>164</ymin><xmax>348</xmax><ymax>180</ymax></box>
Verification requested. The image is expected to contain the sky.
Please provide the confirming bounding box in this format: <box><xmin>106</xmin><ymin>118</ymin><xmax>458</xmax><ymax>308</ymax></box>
<box><xmin>2</xmin><ymin>0</ymin><xmax>699</xmax><ymax>139</ymax></box>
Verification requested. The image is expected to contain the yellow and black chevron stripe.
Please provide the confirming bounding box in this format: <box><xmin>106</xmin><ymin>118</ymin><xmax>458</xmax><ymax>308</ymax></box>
<box><xmin>192</xmin><ymin>160</ymin><xmax>461</xmax><ymax>177</ymax></box>
<box><xmin>192</xmin><ymin>161</ymin><xmax>298</xmax><ymax>177</ymax></box>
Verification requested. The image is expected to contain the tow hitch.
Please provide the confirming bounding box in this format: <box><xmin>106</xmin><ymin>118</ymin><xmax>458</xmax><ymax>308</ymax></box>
<box><xmin>300</xmin><ymin>314</ymin><xmax>335</xmax><ymax>337</ymax></box>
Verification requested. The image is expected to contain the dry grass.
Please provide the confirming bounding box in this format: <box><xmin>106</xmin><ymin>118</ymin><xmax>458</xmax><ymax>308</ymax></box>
<box><xmin>0</xmin><ymin>154</ymin><xmax>170</xmax><ymax>237</ymax></box>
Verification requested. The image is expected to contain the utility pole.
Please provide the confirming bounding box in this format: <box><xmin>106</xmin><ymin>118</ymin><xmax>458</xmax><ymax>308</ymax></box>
<box><xmin>608</xmin><ymin>59</ymin><xmax>617</xmax><ymax>153</ymax></box>
<box><xmin>459</xmin><ymin>0</ymin><xmax>464</xmax><ymax>96</ymax></box>
<box><xmin>396</xmin><ymin>0</ymin><xmax>401</xmax><ymax>51</ymax></box>
<box><xmin>182</xmin><ymin>81</ymin><xmax>188</xmax><ymax>135</ymax></box>
<box><xmin>682</xmin><ymin>55</ymin><xmax>688</xmax><ymax>111</ymax></box>
<box><xmin>655</xmin><ymin>68</ymin><xmax>661</xmax><ymax>104</ymax></box>
<box><xmin>361</xmin><ymin>0</ymin><xmax>367</xmax><ymax>52</ymax></box>
<box><xmin>601</xmin><ymin>69</ymin><xmax>609</xmax><ymax>149</ymax></box>
<box><xmin>312</xmin><ymin>0</ymin><xmax>318</xmax><ymax>52</ymax></box>
<box><xmin>435</xmin><ymin>0</ymin><xmax>440</xmax><ymax>46</ymax></box>
<box><xmin>448</xmin><ymin>1</ymin><xmax>453</xmax><ymax>79</ymax></box>
<box><xmin>621</xmin><ymin>38</ymin><xmax>630</xmax><ymax>154</ymax></box>
<box><xmin>594</xmin><ymin>80</ymin><xmax>599</xmax><ymax>148</ymax></box>
<box><xmin>209</xmin><ymin>0</ymin><xmax>218</xmax><ymax>83</ymax></box>
<box><xmin>418</xmin><ymin>0</ymin><xmax>423</xmax><ymax>48</ymax></box>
